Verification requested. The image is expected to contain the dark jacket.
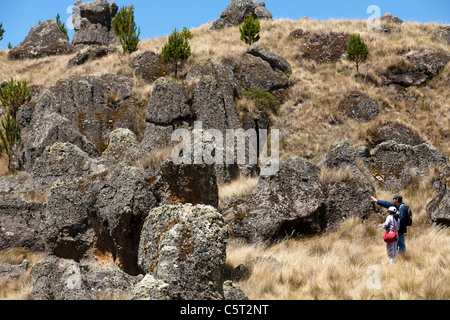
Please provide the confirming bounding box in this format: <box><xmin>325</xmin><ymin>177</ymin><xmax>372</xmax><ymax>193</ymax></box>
<box><xmin>377</xmin><ymin>200</ymin><xmax>408</xmax><ymax>234</ymax></box>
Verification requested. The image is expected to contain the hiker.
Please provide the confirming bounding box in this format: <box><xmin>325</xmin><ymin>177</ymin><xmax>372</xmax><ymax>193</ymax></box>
<box><xmin>382</xmin><ymin>206</ymin><xmax>400</xmax><ymax>264</ymax></box>
<box><xmin>371</xmin><ymin>194</ymin><xmax>408</xmax><ymax>253</ymax></box>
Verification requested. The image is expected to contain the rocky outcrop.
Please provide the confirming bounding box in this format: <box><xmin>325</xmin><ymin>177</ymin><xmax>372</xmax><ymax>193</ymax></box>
<box><xmin>8</xmin><ymin>20</ymin><xmax>75</xmax><ymax>60</ymax></box>
<box><xmin>426</xmin><ymin>166</ymin><xmax>450</xmax><ymax>225</ymax></box>
<box><xmin>31</xmin><ymin>256</ymin><xmax>140</xmax><ymax>300</ymax></box>
<box><xmin>68</xmin><ymin>47</ymin><xmax>113</xmax><ymax>68</ymax></box>
<box><xmin>365</xmin><ymin>121</ymin><xmax>425</xmax><ymax>148</ymax></box>
<box><xmin>238</xmin><ymin>47</ymin><xmax>291</xmax><ymax>92</ymax></box>
<box><xmin>338</xmin><ymin>91</ymin><xmax>380</xmax><ymax>122</ymax></box>
<box><xmin>0</xmin><ymin>196</ymin><xmax>46</xmax><ymax>251</ymax></box>
<box><xmin>300</xmin><ymin>33</ymin><xmax>350</xmax><ymax>64</ymax></box>
<box><xmin>223</xmin><ymin>157</ymin><xmax>328</xmax><ymax>243</ymax></box>
<box><xmin>210</xmin><ymin>0</ymin><xmax>272</xmax><ymax>31</ymax></box>
<box><xmin>358</xmin><ymin>141</ymin><xmax>448</xmax><ymax>190</ymax></box>
<box><xmin>22</xmin><ymin>74</ymin><xmax>135</xmax><ymax>171</ymax></box>
<box><xmin>45</xmin><ymin>165</ymin><xmax>160</xmax><ymax>275</ymax></box>
<box><xmin>72</xmin><ymin>0</ymin><xmax>119</xmax><ymax>46</ymax></box>
<box><xmin>381</xmin><ymin>50</ymin><xmax>450</xmax><ymax>87</ymax></box>
<box><xmin>138</xmin><ymin>204</ymin><xmax>229</xmax><ymax>300</ymax></box>
<box><xmin>318</xmin><ymin>140</ymin><xmax>376</xmax><ymax>229</ymax></box>
<box><xmin>131</xmin><ymin>51</ymin><xmax>175</xmax><ymax>83</ymax></box>
<box><xmin>437</xmin><ymin>26</ymin><xmax>450</xmax><ymax>46</ymax></box>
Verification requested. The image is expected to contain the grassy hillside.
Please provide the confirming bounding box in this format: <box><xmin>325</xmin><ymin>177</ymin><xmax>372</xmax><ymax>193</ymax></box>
<box><xmin>0</xmin><ymin>18</ymin><xmax>449</xmax><ymax>300</ymax></box>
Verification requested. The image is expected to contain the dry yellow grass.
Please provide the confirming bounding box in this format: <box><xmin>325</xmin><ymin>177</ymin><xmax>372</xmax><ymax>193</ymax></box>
<box><xmin>0</xmin><ymin>17</ymin><xmax>448</xmax><ymax>300</ymax></box>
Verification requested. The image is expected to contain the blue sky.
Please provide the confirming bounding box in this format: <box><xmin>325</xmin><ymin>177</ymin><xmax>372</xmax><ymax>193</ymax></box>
<box><xmin>0</xmin><ymin>0</ymin><xmax>449</xmax><ymax>50</ymax></box>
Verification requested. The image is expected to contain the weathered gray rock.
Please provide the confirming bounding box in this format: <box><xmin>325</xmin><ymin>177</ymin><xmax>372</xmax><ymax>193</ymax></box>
<box><xmin>68</xmin><ymin>47</ymin><xmax>113</xmax><ymax>68</ymax></box>
<box><xmin>437</xmin><ymin>26</ymin><xmax>450</xmax><ymax>46</ymax></box>
<box><xmin>381</xmin><ymin>50</ymin><xmax>450</xmax><ymax>86</ymax></box>
<box><xmin>238</xmin><ymin>53</ymin><xmax>290</xmax><ymax>92</ymax></box>
<box><xmin>338</xmin><ymin>91</ymin><xmax>380</xmax><ymax>122</ymax></box>
<box><xmin>223</xmin><ymin>281</ymin><xmax>249</xmax><ymax>300</ymax></box>
<box><xmin>223</xmin><ymin>157</ymin><xmax>328</xmax><ymax>243</ymax></box>
<box><xmin>31</xmin><ymin>256</ymin><xmax>140</xmax><ymax>300</ymax></box>
<box><xmin>319</xmin><ymin>140</ymin><xmax>376</xmax><ymax>228</ymax></box>
<box><xmin>426</xmin><ymin>166</ymin><xmax>450</xmax><ymax>225</ymax></box>
<box><xmin>300</xmin><ymin>33</ymin><xmax>350</xmax><ymax>64</ymax></box>
<box><xmin>160</xmin><ymin>160</ymin><xmax>219</xmax><ymax>208</ymax></box>
<box><xmin>140</xmin><ymin>122</ymin><xmax>177</xmax><ymax>154</ymax></box>
<box><xmin>365</xmin><ymin>121</ymin><xmax>426</xmax><ymax>148</ymax></box>
<box><xmin>131</xmin><ymin>274</ymin><xmax>172</xmax><ymax>300</ymax></box>
<box><xmin>99</xmin><ymin>128</ymin><xmax>145</xmax><ymax>166</ymax></box>
<box><xmin>0</xmin><ymin>196</ymin><xmax>46</xmax><ymax>251</ymax></box>
<box><xmin>72</xmin><ymin>0</ymin><xmax>119</xmax><ymax>46</ymax></box>
<box><xmin>131</xmin><ymin>51</ymin><xmax>175</xmax><ymax>83</ymax></box>
<box><xmin>8</xmin><ymin>20</ymin><xmax>75</xmax><ymax>60</ymax></box>
<box><xmin>188</xmin><ymin>59</ymin><xmax>241</xmax><ymax>131</ymax></box>
<box><xmin>138</xmin><ymin>204</ymin><xmax>229</xmax><ymax>300</ymax></box>
<box><xmin>247</xmin><ymin>44</ymin><xmax>292</xmax><ymax>74</ymax></box>
<box><xmin>44</xmin><ymin>165</ymin><xmax>161</xmax><ymax>274</ymax></box>
<box><xmin>0</xmin><ymin>260</ymin><xmax>30</xmax><ymax>281</ymax></box>
<box><xmin>210</xmin><ymin>0</ymin><xmax>272</xmax><ymax>31</ymax></box>
<box><xmin>358</xmin><ymin>140</ymin><xmax>448</xmax><ymax>190</ymax></box>
<box><xmin>146</xmin><ymin>78</ymin><xmax>192</xmax><ymax>125</ymax></box>
<box><xmin>23</xmin><ymin>74</ymin><xmax>135</xmax><ymax>171</ymax></box>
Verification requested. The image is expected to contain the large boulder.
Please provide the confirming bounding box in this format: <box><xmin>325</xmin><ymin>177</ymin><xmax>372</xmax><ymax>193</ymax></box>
<box><xmin>426</xmin><ymin>166</ymin><xmax>450</xmax><ymax>225</ymax></box>
<box><xmin>131</xmin><ymin>51</ymin><xmax>175</xmax><ymax>83</ymax></box>
<box><xmin>364</xmin><ymin>121</ymin><xmax>426</xmax><ymax>148</ymax></box>
<box><xmin>31</xmin><ymin>256</ymin><xmax>141</xmax><ymax>300</ymax></box>
<box><xmin>8</xmin><ymin>20</ymin><xmax>75</xmax><ymax>60</ymax></box>
<box><xmin>358</xmin><ymin>141</ymin><xmax>448</xmax><ymax>190</ymax></box>
<box><xmin>381</xmin><ymin>50</ymin><xmax>450</xmax><ymax>87</ymax></box>
<box><xmin>210</xmin><ymin>0</ymin><xmax>272</xmax><ymax>31</ymax></box>
<box><xmin>72</xmin><ymin>0</ymin><xmax>119</xmax><ymax>46</ymax></box>
<box><xmin>300</xmin><ymin>33</ymin><xmax>350</xmax><ymax>64</ymax></box>
<box><xmin>138</xmin><ymin>204</ymin><xmax>229</xmax><ymax>300</ymax></box>
<box><xmin>338</xmin><ymin>91</ymin><xmax>380</xmax><ymax>122</ymax></box>
<box><xmin>0</xmin><ymin>196</ymin><xmax>46</xmax><ymax>252</ymax></box>
<box><xmin>44</xmin><ymin>165</ymin><xmax>161</xmax><ymax>275</ymax></box>
<box><xmin>238</xmin><ymin>51</ymin><xmax>290</xmax><ymax>93</ymax></box>
<box><xmin>145</xmin><ymin>77</ymin><xmax>192</xmax><ymax>125</ymax></box>
<box><xmin>160</xmin><ymin>160</ymin><xmax>219</xmax><ymax>208</ymax></box>
<box><xmin>223</xmin><ymin>157</ymin><xmax>328</xmax><ymax>243</ymax></box>
<box><xmin>22</xmin><ymin>74</ymin><xmax>135</xmax><ymax>171</ymax></box>
<box><xmin>318</xmin><ymin>140</ymin><xmax>376</xmax><ymax>229</ymax></box>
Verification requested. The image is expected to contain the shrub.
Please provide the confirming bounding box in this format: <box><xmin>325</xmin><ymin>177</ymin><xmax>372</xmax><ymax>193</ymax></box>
<box><xmin>244</xmin><ymin>88</ymin><xmax>280</xmax><ymax>115</ymax></box>
<box><xmin>240</xmin><ymin>15</ymin><xmax>261</xmax><ymax>46</ymax></box>
<box><xmin>0</xmin><ymin>78</ymin><xmax>32</xmax><ymax>119</ymax></box>
<box><xmin>112</xmin><ymin>6</ymin><xmax>140</xmax><ymax>54</ymax></box>
<box><xmin>161</xmin><ymin>28</ymin><xmax>191</xmax><ymax>79</ymax></box>
<box><xmin>0</xmin><ymin>110</ymin><xmax>22</xmax><ymax>175</ymax></box>
<box><xmin>347</xmin><ymin>34</ymin><xmax>369</xmax><ymax>76</ymax></box>
<box><xmin>56</xmin><ymin>13</ymin><xmax>69</xmax><ymax>41</ymax></box>
<box><xmin>0</xmin><ymin>23</ymin><xmax>4</xmax><ymax>41</ymax></box>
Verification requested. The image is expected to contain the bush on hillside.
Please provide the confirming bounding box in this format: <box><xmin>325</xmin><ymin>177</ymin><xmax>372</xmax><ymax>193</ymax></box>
<box><xmin>161</xmin><ymin>28</ymin><xmax>192</xmax><ymax>79</ymax></box>
<box><xmin>112</xmin><ymin>6</ymin><xmax>140</xmax><ymax>54</ymax></box>
<box><xmin>240</xmin><ymin>15</ymin><xmax>261</xmax><ymax>46</ymax></box>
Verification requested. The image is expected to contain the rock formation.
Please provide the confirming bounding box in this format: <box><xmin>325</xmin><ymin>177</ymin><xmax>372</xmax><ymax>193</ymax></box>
<box><xmin>339</xmin><ymin>91</ymin><xmax>380</xmax><ymax>122</ymax></box>
<box><xmin>427</xmin><ymin>166</ymin><xmax>450</xmax><ymax>225</ymax></box>
<box><xmin>8</xmin><ymin>20</ymin><xmax>75</xmax><ymax>60</ymax></box>
<box><xmin>72</xmin><ymin>0</ymin><xmax>119</xmax><ymax>46</ymax></box>
<box><xmin>210</xmin><ymin>0</ymin><xmax>272</xmax><ymax>31</ymax></box>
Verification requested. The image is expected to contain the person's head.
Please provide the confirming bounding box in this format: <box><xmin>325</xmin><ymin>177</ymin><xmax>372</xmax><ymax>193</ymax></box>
<box><xmin>388</xmin><ymin>206</ymin><xmax>397</xmax><ymax>215</ymax></box>
<box><xmin>393</xmin><ymin>194</ymin><xmax>403</xmax><ymax>206</ymax></box>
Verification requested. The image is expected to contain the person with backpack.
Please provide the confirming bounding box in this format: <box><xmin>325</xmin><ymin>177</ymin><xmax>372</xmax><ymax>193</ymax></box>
<box><xmin>382</xmin><ymin>206</ymin><xmax>400</xmax><ymax>264</ymax></box>
<box><xmin>371</xmin><ymin>194</ymin><xmax>412</xmax><ymax>254</ymax></box>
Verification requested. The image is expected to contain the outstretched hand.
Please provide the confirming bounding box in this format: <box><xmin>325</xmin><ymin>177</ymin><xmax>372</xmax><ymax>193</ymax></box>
<box><xmin>371</xmin><ymin>196</ymin><xmax>377</xmax><ymax>203</ymax></box>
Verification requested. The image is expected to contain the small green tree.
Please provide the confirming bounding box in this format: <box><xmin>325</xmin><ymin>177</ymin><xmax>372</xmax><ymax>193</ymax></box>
<box><xmin>0</xmin><ymin>110</ymin><xmax>22</xmax><ymax>175</ymax></box>
<box><xmin>8</xmin><ymin>42</ymin><xmax>12</xmax><ymax>50</ymax></box>
<box><xmin>0</xmin><ymin>23</ymin><xmax>4</xmax><ymax>41</ymax></box>
<box><xmin>112</xmin><ymin>6</ymin><xmax>140</xmax><ymax>54</ymax></box>
<box><xmin>0</xmin><ymin>78</ymin><xmax>32</xmax><ymax>119</ymax></box>
<box><xmin>56</xmin><ymin>13</ymin><xmax>69</xmax><ymax>41</ymax></box>
<box><xmin>181</xmin><ymin>27</ymin><xmax>194</xmax><ymax>41</ymax></box>
<box><xmin>161</xmin><ymin>28</ymin><xmax>191</xmax><ymax>79</ymax></box>
<box><xmin>239</xmin><ymin>15</ymin><xmax>260</xmax><ymax>46</ymax></box>
<box><xmin>347</xmin><ymin>34</ymin><xmax>369</xmax><ymax>77</ymax></box>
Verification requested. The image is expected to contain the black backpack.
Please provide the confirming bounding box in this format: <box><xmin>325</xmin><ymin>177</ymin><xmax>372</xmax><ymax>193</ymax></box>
<box><xmin>400</xmin><ymin>204</ymin><xmax>413</xmax><ymax>226</ymax></box>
